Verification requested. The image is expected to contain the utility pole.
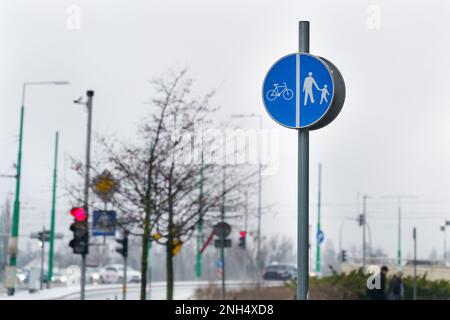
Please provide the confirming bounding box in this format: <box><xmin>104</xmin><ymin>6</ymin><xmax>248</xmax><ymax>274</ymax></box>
<box><xmin>382</xmin><ymin>195</ymin><xmax>416</xmax><ymax>269</ymax></box>
<box><xmin>445</xmin><ymin>224</ymin><xmax>448</xmax><ymax>263</ymax></box>
<box><xmin>7</xmin><ymin>80</ymin><xmax>69</xmax><ymax>296</ymax></box>
<box><xmin>80</xmin><ymin>90</ymin><xmax>94</xmax><ymax>300</ymax></box>
<box><xmin>39</xmin><ymin>227</ymin><xmax>46</xmax><ymax>290</ymax></box>
<box><xmin>7</xmin><ymin>90</ymin><xmax>25</xmax><ymax>296</ymax></box>
<box><xmin>315</xmin><ymin>163</ymin><xmax>322</xmax><ymax>275</ymax></box>
<box><xmin>440</xmin><ymin>224</ymin><xmax>447</xmax><ymax>264</ymax></box>
<box><xmin>413</xmin><ymin>227</ymin><xmax>417</xmax><ymax>300</ymax></box>
<box><xmin>362</xmin><ymin>195</ymin><xmax>369</xmax><ymax>271</ymax></box>
<box><xmin>74</xmin><ymin>90</ymin><xmax>94</xmax><ymax>300</ymax></box>
<box><xmin>47</xmin><ymin>131</ymin><xmax>59</xmax><ymax>288</ymax></box>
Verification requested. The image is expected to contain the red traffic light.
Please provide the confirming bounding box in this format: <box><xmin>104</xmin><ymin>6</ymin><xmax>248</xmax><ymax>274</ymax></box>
<box><xmin>70</xmin><ymin>207</ymin><xmax>87</xmax><ymax>222</ymax></box>
<box><xmin>239</xmin><ymin>231</ymin><xmax>246</xmax><ymax>238</ymax></box>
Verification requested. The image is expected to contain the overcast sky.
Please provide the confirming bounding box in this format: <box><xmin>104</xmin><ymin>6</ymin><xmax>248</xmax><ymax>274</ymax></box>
<box><xmin>1</xmin><ymin>0</ymin><xmax>450</xmax><ymax>264</ymax></box>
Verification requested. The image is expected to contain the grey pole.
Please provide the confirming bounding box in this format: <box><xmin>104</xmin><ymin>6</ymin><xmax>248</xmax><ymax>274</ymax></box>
<box><xmin>39</xmin><ymin>227</ymin><xmax>45</xmax><ymax>290</ymax></box>
<box><xmin>445</xmin><ymin>225</ymin><xmax>447</xmax><ymax>263</ymax></box>
<box><xmin>123</xmin><ymin>255</ymin><xmax>127</xmax><ymax>300</ymax></box>
<box><xmin>413</xmin><ymin>227</ymin><xmax>417</xmax><ymax>300</ymax></box>
<box><xmin>297</xmin><ymin>20</ymin><xmax>310</xmax><ymax>300</ymax></box>
<box><xmin>81</xmin><ymin>90</ymin><xmax>94</xmax><ymax>300</ymax></box>
<box><xmin>244</xmin><ymin>190</ymin><xmax>248</xmax><ymax>278</ymax></box>
<box><xmin>256</xmin><ymin>115</ymin><xmax>263</xmax><ymax>287</ymax></box>
<box><xmin>362</xmin><ymin>195</ymin><xmax>367</xmax><ymax>271</ymax></box>
<box><xmin>442</xmin><ymin>224</ymin><xmax>447</xmax><ymax>263</ymax></box>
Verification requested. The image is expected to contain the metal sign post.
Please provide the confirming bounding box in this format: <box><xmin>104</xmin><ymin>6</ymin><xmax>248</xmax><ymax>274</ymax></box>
<box><xmin>262</xmin><ymin>21</ymin><xmax>345</xmax><ymax>300</ymax></box>
<box><xmin>297</xmin><ymin>22</ymin><xmax>310</xmax><ymax>301</ymax></box>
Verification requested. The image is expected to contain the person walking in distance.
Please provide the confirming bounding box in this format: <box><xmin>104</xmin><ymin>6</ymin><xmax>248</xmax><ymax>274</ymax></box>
<box><xmin>368</xmin><ymin>266</ymin><xmax>389</xmax><ymax>300</ymax></box>
<box><xmin>388</xmin><ymin>271</ymin><xmax>404</xmax><ymax>300</ymax></box>
<box><xmin>303</xmin><ymin>72</ymin><xmax>320</xmax><ymax>106</ymax></box>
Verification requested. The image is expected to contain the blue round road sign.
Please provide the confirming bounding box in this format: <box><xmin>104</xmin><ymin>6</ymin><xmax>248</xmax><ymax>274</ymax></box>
<box><xmin>262</xmin><ymin>53</ymin><xmax>335</xmax><ymax>129</ymax></box>
<box><xmin>317</xmin><ymin>229</ymin><xmax>325</xmax><ymax>245</ymax></box>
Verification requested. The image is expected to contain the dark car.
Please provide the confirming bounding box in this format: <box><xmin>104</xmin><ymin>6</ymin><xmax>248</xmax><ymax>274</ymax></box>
<box><xmin>262</xmin><ymin>264</ymin><xmax>297</xmax><ymax>281</ymax></box>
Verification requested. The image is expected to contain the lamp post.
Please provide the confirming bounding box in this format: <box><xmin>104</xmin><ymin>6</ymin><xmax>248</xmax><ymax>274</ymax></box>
<box><xmin>231</xmin><ymin>113</ymin><xmax>263</xmax><ymax>282</ymax></box>
<box><xmin>382</xmin><ymin>195</ymin><xmax>416</xmax><ymax>269</ymax></box>
<box><xmin>73</xmin><ymin>90</ymin><xmax>94</xmax><ymax>300</ymax></box>
<box><xmin>6</xmin><ymin>81</ymin><xmax>69</xmax><ymax>296</ymax></box>
<box><xmin>440</xmin><ymin>224</ymin><xmax>447</xmax><ymax>264</ymax></box>
<box><xmin>361</xmin><ymin>195</ymin><xmax>370</xmax><ymax>271</ymax></box>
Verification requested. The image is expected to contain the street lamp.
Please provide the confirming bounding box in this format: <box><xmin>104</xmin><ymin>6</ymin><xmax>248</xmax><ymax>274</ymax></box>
<box><xmin>361</xmin><ymin>195</ymin><xmax>371</xmax><ymax>271</ymax></box>
<box><xmin>231</xmin><ymin>113</ymin><xmax>263</xmax><ymax>283</ymax></box>
<box><xmin>73</xmin><ymin>90</ymin><xmax>94</xmax><ymax>300</ymax></box>
<box><xmin>6</xmin><ymin>80</ymin><xmax>70</xmax><ymax>296</ymax></box>
<box><xmin>381</xmin><ymin>195</ymin><xmax>416</xmax><ymax>269</ymax></box>
<box><xmin>441</xmin><ymin>223</ymin><xmax>448</xmax><ymax>265</ymax></box>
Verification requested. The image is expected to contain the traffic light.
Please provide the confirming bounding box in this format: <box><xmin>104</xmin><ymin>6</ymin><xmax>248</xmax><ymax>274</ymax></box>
<box><xmin>341</xmin><ymin>250</ymin><xmax>347</xmax><ymax>262</ymax></box>
<box><xmin>358</xmin><ymin>214</ymin><xmax>365</xmax><ymax>226</ymax></box>
<box><xmin>37</xmin><ymin>230</ymin><xmax>50</xmax><ymax>247</ymax></box>
<box><xmin>69</xmin><ymin>207</ymin><xmax>89</xmax><ymax>255</ymax></box>
<box><xmin>116</xmin><ymin>231</ymin><xmax>128</xmax><ymax>258</ymax></box>
<box><xmin>238</xmin><ymin>231</ymin><xmax>246</xmax><ymax>249</ymax></box>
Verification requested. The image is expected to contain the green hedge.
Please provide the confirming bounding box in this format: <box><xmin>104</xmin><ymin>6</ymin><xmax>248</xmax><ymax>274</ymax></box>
<box><xmin>287</xmin><ymin>268</ymin><xmax>450</xmax><ymax>300</ymax></box>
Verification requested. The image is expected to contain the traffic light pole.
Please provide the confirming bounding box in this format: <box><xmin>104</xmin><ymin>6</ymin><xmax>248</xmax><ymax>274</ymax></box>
<box><xmin>297</xmin><ymin>20</ymin><xmax>310</xmax><ymax>301</ymax></box>
<box><xmin>47</xmin><ymin>131</ymin><xmax>59</xmax><ymax>288</ymax></box>
<box><xmin>81</xmin><ymin>90</ymin><xmax>94</xmax><ymax>300</ymax></box>
<box><xmin>123</xmin><ymin>254</ymin><xmax>127</xmax><ymax>300</ymax></box>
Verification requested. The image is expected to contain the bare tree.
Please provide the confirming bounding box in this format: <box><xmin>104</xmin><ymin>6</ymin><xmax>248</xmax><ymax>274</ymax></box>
<box><xmin>67</xmin><ymin>69</ymin><xmax>257</xmax><ymax>300</ymax></box>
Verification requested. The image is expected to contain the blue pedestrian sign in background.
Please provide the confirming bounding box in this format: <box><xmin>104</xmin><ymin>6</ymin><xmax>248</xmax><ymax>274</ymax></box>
<box><xmin>92</xmin><ymin>210</ymin><xmax>117</xmax><ymax>236</ymax></box>
<box><xmin>263</xmin><ymin>53</ymin><xmax>334</xmax><ymax>129</ymax></box>
<box><xmin>316</xmin><ymin>229</ymin><xmax>325</xmax><ymax>245</ymax></box>
<box><xmin>215</xmin><ymin>258</ymin><xmax>223</xmax><ymax>269</ymax></box>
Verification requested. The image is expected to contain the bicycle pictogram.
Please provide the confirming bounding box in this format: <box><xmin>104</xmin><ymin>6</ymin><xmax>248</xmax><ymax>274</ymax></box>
<box><xmin>266</xmin><ymin>82</ymin><xmax>294</xmax><ymax>102</ymax></box>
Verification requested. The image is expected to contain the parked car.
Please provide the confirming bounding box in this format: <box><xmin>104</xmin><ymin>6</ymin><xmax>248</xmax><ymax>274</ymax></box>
<box><xmin>51</xmin><ymin>271</ymin><xmax>67</xmax><ymax>285</ymax></box>
<box><xmin>262</xmin><ymin>263</ymin><xmax>297</xmax><ymax>281</ymax></box>
<box><xmin>86</xmin><ymin>267</ymin><xmax>101</xmax><ymax>284</ymax></box>
<box><xmin>99</xmin><ymin>264</ymin><xmax>141</xmax><ymax>284</ymax></box>
<box><xmin>16</xmin><ymin>268</ymin><xmax>29</xmax><ymax>285</ymax></box>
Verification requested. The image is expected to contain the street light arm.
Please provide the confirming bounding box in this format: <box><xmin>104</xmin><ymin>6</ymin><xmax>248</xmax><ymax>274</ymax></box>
<box><xmin>22</xmin><ymin>81</ymin><xmax>70</xmax><ymax>106</ymax></box>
